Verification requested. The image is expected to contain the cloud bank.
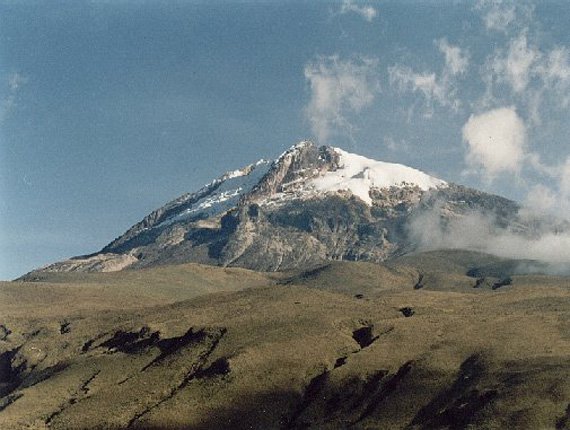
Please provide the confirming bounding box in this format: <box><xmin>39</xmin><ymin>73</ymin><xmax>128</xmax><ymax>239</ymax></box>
<box><xmin>408</xmin><ymin>205</ymin><xmax>570</xmax><ymax>274</ymax></box>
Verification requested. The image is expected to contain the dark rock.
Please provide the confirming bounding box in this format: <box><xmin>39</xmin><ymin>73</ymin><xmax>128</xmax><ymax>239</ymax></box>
<box><xmin>492</xmin><ymin>277</ymin><xmax>512</xmax><ymax>290</ymax></box>
<box><xmin>100</xmin><ymin>326</ymin><xmax>160</xmax><ymax>354</ymax></box>
<box><xmin>195</xmin><ymin>357</ymin><xmax>230</xmax><ymax>379</ymax></box>
<box><xmin>0</xmin><ymin>325</ymin><xmax>11</xmax><ymax>341</ymax></box>
<box><xmin>60</xmin><ymin>320</ymin><xmax>71</xmax><ymax>334</ymax></box>
<box><xmin>334</xmin><ymin>357</ymin><xmax>347</xmax><ymax>369</ymax></box>
<box><xmin>0</xmin><ymin>393</ymin><xmax>22</xmax><ymax>412</ymax></box>
<box><xmin>414</xmin><ymin>274</ymin><xmax>424</xmax><ymax>290</ymax></box>
<box><xmin>141</xmin><ymin>327</ymin><xmax>226</xmax><ymax>371</ymax></box>
<box><xmin>556</xmin><ymin>403</ymin><xmax>570</xmax><ymax>430</ymax></box>
<box><xmin>81</xmin><ymin>339</ymin><xmax>94</xmax><ymax>352</ymax></box>
<box><xmin>352</xmin><ymin>326</ymin><xmax>379</xmax><ymax>349</ymax></box>
<box><xmin>0</xmin><ymin>348</ymin><xmax>25</xmax><ymax>398</ymax></box>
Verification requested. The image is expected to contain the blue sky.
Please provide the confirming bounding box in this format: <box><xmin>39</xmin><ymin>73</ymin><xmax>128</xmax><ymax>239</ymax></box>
<box><xmin>1</xmin><ymin>0</ymin><xmax>570</xmax><ymax>279</ymax></box>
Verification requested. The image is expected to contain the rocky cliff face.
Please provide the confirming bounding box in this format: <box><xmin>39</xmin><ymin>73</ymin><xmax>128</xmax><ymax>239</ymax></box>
<box><xmin>24</xmin><ymin>141</ymin><xmax>530</xmax><ymax>276</ymax></box>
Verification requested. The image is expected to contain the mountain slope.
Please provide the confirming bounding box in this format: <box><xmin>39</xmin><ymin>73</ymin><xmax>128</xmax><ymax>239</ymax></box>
<box><xmin>25</xmin><ymin>141</ymin><xmax>525</xmax><ymax>276</ymax></box>
<box><xmin>2</xmin><ymin>255</ymin><xmax>570</xmax><ymax>429</ymax></box>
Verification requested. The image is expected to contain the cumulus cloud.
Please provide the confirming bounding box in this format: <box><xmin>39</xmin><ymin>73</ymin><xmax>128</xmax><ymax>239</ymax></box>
<box><xmin>462</xmin><ymin>107</ymin><xmax>526</xmax><ymax>178</ymax></box>
<box><xmin>339</xmin><ymin>0</ymin><xmax>377</xmax><ymax>22</ymax></box>
<box><xmin>389</xmin><ymin>39</ymin><xmax>468</xmax><ymax>112</ymax></box>
<box><xmin>304</xmin><ymin>55</ymin><xmax>379</xmax><ymax>143</ymax></box>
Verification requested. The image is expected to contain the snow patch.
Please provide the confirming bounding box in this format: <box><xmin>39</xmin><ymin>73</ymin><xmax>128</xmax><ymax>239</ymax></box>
<box><xmin>156</xmin><ymin>160</ymin><xmax>272</xmax><ymax>227</ymax></box>
<box><xmin>277</xmin><ymin>140</ymin><xmax>312</xmax><ymax>161</ymax></box>
<box><xmin>309</xmin><ymin>148</ymin><xmax>446</xmax><ymax>205</ymax></box>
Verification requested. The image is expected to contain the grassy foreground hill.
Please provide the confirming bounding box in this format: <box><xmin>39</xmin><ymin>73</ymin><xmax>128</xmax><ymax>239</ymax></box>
<box><xmin>1</xmin><ymin>250</ymin><xmax>569</xmax><ymax>429</ymax></box>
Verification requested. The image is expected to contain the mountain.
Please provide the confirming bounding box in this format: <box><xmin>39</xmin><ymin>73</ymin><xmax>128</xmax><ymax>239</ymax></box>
<box><xmin>5</xmin><ymin>142</ymin><xmax>570</xmax><ymax>429</ymax></box>
<box><xmin>25</xmin><ymin>141</ymin><xmax>527</xmax><ymax>276</ymax></box>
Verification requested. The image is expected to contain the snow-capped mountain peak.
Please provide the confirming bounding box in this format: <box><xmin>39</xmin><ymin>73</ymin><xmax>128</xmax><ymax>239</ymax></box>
<box><xmin>310</xmin><ymin>148</ymin><xmax>447</xmax><ymax>205</ymax></box>
<box><xmin>111</xmin><ymin>141</ymin><xmax>450</xmax><ymax>235</ymax></box>
<box><xmin>31</xmin><ymin>141</ymin><xmax>486</xmax><ymax>275</ymax></box>
<box><xmin>247</xmin><ymin>142</ymin><xmax>447</xmax><ymax>207</ymax></box>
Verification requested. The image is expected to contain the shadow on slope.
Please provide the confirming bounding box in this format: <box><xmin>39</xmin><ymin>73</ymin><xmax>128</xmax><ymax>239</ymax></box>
<box><xmin>132</xmin><ymin>354</ymin><xmax>569</xmax><ymax>430</ymax></box>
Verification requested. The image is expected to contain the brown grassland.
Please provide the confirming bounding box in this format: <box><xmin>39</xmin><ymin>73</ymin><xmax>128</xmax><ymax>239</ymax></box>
<box><xmin>1</xmin><ymin>250</ymin><xmax>569</xmax><ymax>429</ymax></box>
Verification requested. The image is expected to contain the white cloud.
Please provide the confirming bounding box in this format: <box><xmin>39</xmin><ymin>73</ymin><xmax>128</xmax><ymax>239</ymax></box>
<box><xmin>409</xmin><ymin>206</ymin><xmax>570</xmax><ymax>271</ymax></box>
<box><xmin>462</xmin><ymin>107</ymin><xmax>527</xmax><ymax>177</ymax></box>
<box><xmin>489</xmin><ymin>34</ymin><xmax>540</xmax><ymax>94</ymax></box>
<box><xmin>476</xmin><ymin>0</ymin><xmax>516</xmax><ymax>33</ymax></box>
<box><xmin>506</xmin><ymin>35</ymin><xmax>539</xmax><ymax>93</ymax></box>
<box><xmin>304</xmin><ymin>55</ymin><xmax>379</xmax><ymax>143</ymax></box>
<box><xmin>475</xmin><ymin>1</ymin><xmax>561</xmax><ymax>123</ymax></box>
<box><xmin>8</xmin><ymin>73</ymin><xmax>26</xmax><ymax>92</ymax></box>
<box><xmin>437</xmin><ymin>39</ymin><xmax>469</xmax><ymax>76</ymax></box>
<box><xmin>389</xmin><ymin>39</ymin><xmax>468</xmax><ymax>112</ymax></box>
<box><xmin>481</xmin><ymin>33</ymin><xmax>570</xmax><ymax>124</ymax></box>
<box><xmin>559</xmin><ymin>157</ymin><xmax>570</xmax><ymax>200</ymax></box>
<box><xmin>521</xmin><ymin>184</ymin><xmax>557</xmax><ymax>216</ymax></box>
<box><xmin>1</xmin><ymin>72</ymin><xmax>27</xmax><ymax>123</ymax></box>
<box><xmin>383</xmin><ymin>136</ymin><xmax>410</xmax><ymax>153</ymax></box>
<box><xmin>536</xmin><ymin>47</ymin><xmax>570</xmax><ymax>107</ymax></box>
<box><xmin>517</xmin><ymin>155</ymin><xmax>570</xmax><ymax>221</ymax></box>
<box><xmin>475</xmin><ymin>0</ymin><xmax>533</xmax><ymax>34</ymax></box>
<box><xmin>339</xmin><ymin>0</ymin><xmax>377</xmax><ymax>22</ymax></box>
<box><xmin>525</xmin><ymin>152</ymin><xmax>552</xmax><ymax>177</ymax></box>
<box><xmin>538</xmin><ymin>47</ymin><xmax>570</xmax><ymax>84</ymax></box>
<box><xmin>389</xmin><ymin>66</ymin><xmax>446</xmax><ymax>109</ymax></box>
